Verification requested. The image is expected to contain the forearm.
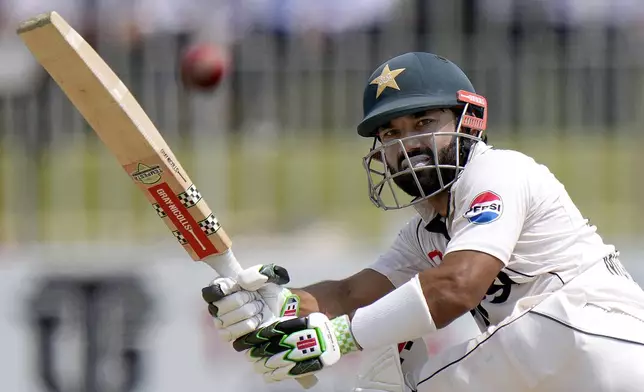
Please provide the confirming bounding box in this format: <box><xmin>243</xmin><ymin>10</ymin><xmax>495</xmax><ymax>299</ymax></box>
<box><xmin>291</xmin><ymin>268</ymin><xmax>395</xmax><ymax>319</ymax></box>
<box><xmin>419</xmin><ymin>266</ymin><xmax>476</xmax><ymax>328</ymax></box>
<box><xmin>291</xmin><ymin>281</ymin><xmax>348</xmax><ymax>318</ymax></box>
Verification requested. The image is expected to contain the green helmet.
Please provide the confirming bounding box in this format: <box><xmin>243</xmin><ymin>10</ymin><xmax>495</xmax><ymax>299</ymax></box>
<box><xmin>358</xmin><ymin>52</ymin><xmax>477</xmax><ymax>137</ymax></box>
<box><xmin>358</xmin><ymin>52</ymin><xmax>489</xmax><ymax>211</ymax></box>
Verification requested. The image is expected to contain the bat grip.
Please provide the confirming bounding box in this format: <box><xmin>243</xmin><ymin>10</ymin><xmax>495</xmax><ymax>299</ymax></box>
<box><xmin>202</xmin><ymin>250</ymin><xmax>319</xmax><ymax>390</ymax></box>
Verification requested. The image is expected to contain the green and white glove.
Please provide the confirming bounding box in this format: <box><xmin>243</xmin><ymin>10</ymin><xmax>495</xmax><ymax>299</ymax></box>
<box><xmin>232</xmin><ymin>313</ymin><xmax>361</xmax><ymax>383</ymax></box>
<box><xmin>201</xmin><ymin>264</ymin><xmax>301</xmax><ymax>342</ymax></box>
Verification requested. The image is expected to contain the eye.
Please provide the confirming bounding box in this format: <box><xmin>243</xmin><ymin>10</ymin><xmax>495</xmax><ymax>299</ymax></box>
<box><xmin>380</xmin><ymin>129</ymin><xmax>400</xmax><ymax>140</ymax></box>
<box><xmin>416</xmin><ymin>118</ymin><xmax>436</xmax><ymax>129</ymax></box>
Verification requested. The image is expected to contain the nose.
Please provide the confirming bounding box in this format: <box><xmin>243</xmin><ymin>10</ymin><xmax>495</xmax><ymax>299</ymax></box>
<box><xmin>399</xmin><ymin>128</ymin><xmax>431</xmax><ymax>153</ymax></box>
<box><xmin>401</xmin><ymin>133</ymin><xmax>422</xmax><ymax>150</ymax></box>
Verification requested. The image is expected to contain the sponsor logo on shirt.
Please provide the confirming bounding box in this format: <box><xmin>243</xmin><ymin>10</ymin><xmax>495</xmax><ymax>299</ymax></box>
<box><xmin>464</xmin><ymin>191</ymin><xmax>503</xmax><ymax>224</ymax></box>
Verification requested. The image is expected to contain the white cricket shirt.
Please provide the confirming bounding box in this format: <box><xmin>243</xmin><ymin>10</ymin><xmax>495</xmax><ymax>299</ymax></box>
<box><xmin>370</xmin><ymin>141</ymin><xmax>617</xmax><ymax>327</ymax></box>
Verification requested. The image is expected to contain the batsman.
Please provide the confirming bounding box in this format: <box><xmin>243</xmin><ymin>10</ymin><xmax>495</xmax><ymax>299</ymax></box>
<box><xmin>202</xmin><ymin>52</ymin><xmax>644</xmax><ymax>391</ymax></box>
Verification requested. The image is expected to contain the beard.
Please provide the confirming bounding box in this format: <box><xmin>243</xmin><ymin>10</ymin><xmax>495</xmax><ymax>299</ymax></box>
<box><xmin>391</xmin><ymin>141</ymin><xmax>459</xmax><ymax>198</ymax></box>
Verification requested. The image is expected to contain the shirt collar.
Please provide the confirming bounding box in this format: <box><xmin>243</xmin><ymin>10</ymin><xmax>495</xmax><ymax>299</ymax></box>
<box><xmin>469</xmin><ymin>140</ymin><xmax>493</xmax><ymax>160</ymax></box>
<box><xmin>413</xmin><ymin>200</ymin><xmax>437</xmax><ymax>225</ymax></box>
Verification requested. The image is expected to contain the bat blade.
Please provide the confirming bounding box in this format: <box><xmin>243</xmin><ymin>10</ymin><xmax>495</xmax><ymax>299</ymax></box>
<box><xmin>17</xmin><ymin>11</ymin><xmax>231</xmax><ymax>261</ymax></box>
<box><xmin>17</xmin><ymin>11</ymin><xmax>318</xmax><ymax>389</ymax></box>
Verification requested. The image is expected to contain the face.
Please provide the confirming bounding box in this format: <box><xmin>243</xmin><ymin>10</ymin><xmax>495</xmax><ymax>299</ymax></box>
<box><xmin>377</xmin><ymin>109</ymin><xmax>460</xmax><ymax>198</ymax></box>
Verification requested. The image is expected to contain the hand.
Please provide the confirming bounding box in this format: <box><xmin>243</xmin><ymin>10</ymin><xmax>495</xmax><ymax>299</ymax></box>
<box><xmin>201</xmin><ymin>264</ymin><xmax>300</xmax><ymax>342</ymax></box>
<box><xmin>232</xmin><ymin>313</ymin><xmax>361</xmax><ymax>383</ymax></box>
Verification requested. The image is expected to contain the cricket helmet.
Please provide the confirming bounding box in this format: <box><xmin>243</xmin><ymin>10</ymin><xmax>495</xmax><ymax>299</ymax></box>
<box><xmin>358</xmin><ymin>52</ymin><xmax>489</xmax><ymax>210</ymax></box>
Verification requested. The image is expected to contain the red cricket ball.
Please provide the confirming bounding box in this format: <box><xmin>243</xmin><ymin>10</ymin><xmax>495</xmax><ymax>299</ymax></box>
<box><xmin>180</xmin><ymin>43</ymin><xmax>229</xmax><ymax>91</ymax></box>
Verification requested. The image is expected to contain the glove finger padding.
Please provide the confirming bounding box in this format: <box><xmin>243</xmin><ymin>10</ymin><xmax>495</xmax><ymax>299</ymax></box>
<box><xmin>251</xmin><ymin>351</ymin><xmax>324</xmax><ymax>380</ymax></box>
<box><xmin>265</xmin><ymin>352</ymin><xmax>323</xmax><ymax>376</ymax></box>
<box><xmin>264</xmin><ymin>359</ymin><xmax>323</xmax><ymax>382</ymax></box>
<box><xmin>233</xmin><ymin>317</ymin><xmax>309</xmax><ymax>351</ymax></box>
<box><xmin>216</xmin><ymin>299</ymin><xmax>264</xmax><ymax>328</ymax></box>
<box><xmin>237</xmin><ymin>264</ymin><xmax>291</xmax><ymax>291</ymax></box>
<box><xmin>217</xmin><ymin>316</ymin><xmax>266</xmax><ymax>342</ymax></box>
<box><xmin>202</xmin><ymin>264</ymin><xmax>289</xmax><ymax>304</ymax></box>
<box><xmin>212</xmin><ymin>290</ymin><xmax>260</xmax><ymax>316</ymax></box>
<box><xmin>202</xmin><ymin>277</ymin><xmax>239</xmax><ymax>303</ymax></box>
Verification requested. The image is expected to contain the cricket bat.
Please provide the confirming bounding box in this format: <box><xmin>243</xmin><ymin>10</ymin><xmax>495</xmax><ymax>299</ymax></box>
<box><xmin>17</xmin><ymin>11</ymin><xmax>317</xmax><ymax>389</ymax></box>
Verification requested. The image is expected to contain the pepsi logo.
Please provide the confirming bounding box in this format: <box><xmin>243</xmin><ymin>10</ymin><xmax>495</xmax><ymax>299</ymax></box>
<box><xmin>464</xmin><ymin>191</ymin><xmax>503</xmax><ymax>224</ymax></box>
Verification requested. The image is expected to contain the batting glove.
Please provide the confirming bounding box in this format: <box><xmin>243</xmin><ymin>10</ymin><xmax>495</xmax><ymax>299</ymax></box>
<box><xmin>232</xmin><ymin>313</ymin><xmax>361</xmax><ymax>383</ymax></box>
<box><xmin>201</xmin><ymin>264</ymin><xmax>301</xmax><ymax>342</ymax></box>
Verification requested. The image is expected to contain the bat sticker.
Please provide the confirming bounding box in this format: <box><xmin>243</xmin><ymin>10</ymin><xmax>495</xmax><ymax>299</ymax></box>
<box><xmin>152</xmin><ymin>184</ymin><xmax>202</xmax><ymax>217</ymax></box>
<box><xmin>149</xmin><ymin>182</ymin><xmax>218</xmax><ymax>258</ymax></box>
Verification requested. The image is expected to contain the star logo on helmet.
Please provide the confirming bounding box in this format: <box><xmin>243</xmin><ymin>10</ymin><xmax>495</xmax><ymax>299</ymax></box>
<box><xmin>370</xmin><ymin>64</ymin><xmax>406</xmax><ymax>98</ymax></box>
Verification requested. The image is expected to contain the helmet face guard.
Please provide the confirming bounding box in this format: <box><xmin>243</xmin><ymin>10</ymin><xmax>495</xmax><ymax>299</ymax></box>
<box><xmin>362</xmin><ymin>90</ymin><xmax>488</xmax><ymax>210</ymax></box>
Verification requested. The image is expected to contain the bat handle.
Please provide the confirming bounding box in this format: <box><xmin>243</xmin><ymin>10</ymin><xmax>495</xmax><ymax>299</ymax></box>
<box><xmin>202</xmin><ymin>250</ymin><xmax>319</xmax><ymax>390</ymax></box>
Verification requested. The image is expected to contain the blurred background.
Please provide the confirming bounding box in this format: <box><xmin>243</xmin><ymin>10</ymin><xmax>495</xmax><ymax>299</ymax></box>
<box><xmin>0</xmin><ymin>0</ymin><xmax>643</xmax><ymax>391</ymax></box>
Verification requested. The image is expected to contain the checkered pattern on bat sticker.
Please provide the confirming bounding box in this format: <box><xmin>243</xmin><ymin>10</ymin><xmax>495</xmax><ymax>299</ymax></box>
<box><xmin>152</xmin><ymin>203</ymin><xmax>167</xmax><ymax>218</ymax></box>
<box><xmin>199</xmin><ymin>214</ymin><xmax>221</xmax><ymax>236</ymax></box>
<box><xmin>151</xmin><ymin>184</ymin><xmax>202</xmax><ymax>217</ymax></box>
<box><xmin>178</xmin><ymin>184</ymin><xmax>202</xmax><ymax>207</ymax></box>
<box><xmin>170</xmin><ymin>215</ymin><xmax>219</xmax><ymax>246</ymax></box>
<box><xmin>172</xmin><ymin>230</ymin><xmax>188</xmax><ymax>245</ymax></box>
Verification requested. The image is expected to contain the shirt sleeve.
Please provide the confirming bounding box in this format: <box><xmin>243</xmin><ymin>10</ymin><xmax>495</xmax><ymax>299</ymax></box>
<box><xmin>445</xmin><ymin>154</ymin><xmax>530</xmax><ymax>265</ymax></box>
<box><xmin>368</xmin><ymin>217</ymin><xmax>433</xmax><ymax>288</ymax></box>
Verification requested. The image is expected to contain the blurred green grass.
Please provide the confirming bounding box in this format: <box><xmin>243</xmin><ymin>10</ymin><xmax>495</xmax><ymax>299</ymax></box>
<box><xmin>0</xmin><ymin>131</ymin><xmax>641</xmax><ymax>244</ymax></box>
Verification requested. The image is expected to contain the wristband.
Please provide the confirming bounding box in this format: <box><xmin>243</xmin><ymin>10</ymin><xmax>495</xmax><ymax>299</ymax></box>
<box><xmin>351</xmin><ymin>275</ymin><xmax>436</xmax><ymax>350</ymax></box>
